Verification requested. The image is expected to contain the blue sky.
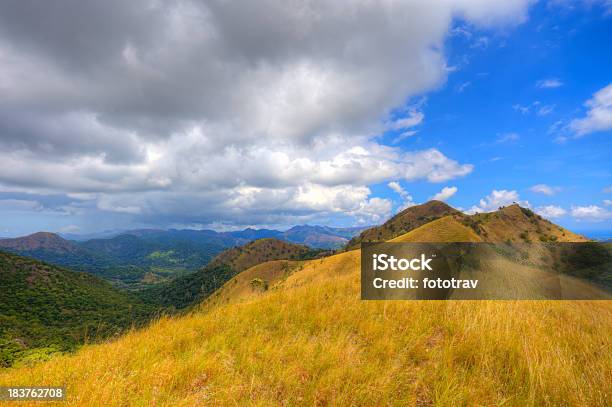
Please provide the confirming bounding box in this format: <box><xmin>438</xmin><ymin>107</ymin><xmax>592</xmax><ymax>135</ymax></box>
<box><xmin>0</xmin><ymin>0</ymin><xmax>610</xmax><ymax>237</ymax></box>
<box><xmin>378</xmin><ymin>1</ymin><xmax>612</xmax><ymax>233</ymax></box>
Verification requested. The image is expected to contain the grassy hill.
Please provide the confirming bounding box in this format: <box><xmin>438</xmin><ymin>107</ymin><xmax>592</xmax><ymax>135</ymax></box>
<box><xmin>1</xmin><ymin>205</ymin><xmax>609</xmax><ymax>405</ymax></box>
<box><xmin>0</xmin><ymin>251</ymin><xmax>155</xmax><ymax>367</ymax></box>
<box><xmin>348</xmin><ymin>202</ymin><xmax>588</xmax><ymax>247</ymax></box>
<box><xmin>391</xmin><ymin>215</ymin><xmax>482</xmax><ymax>243</ymax></box>
<box><xmin>142</xmin><ymin>238</ymin><xmax>323</xmax><ymax>310</ymax></box>
<box><xmin>346</xmin><ymin>200</ymin><xmax>460</xmax><ymax>248</ymax></box>
<box><xmin>467</xmin><ymin>204</ymin><xmax>588</xmax><ymax>243</ymax></box>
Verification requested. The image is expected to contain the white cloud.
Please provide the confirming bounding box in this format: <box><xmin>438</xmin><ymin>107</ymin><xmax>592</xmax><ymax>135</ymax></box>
<box><xmin>604</xmin><ymin>186</ymin><xmax>612</xmax><ymax>193</ymax></box>
<box><xmin>496</xmin><ymin>133</ymin><xmax>520</xmax><ymax>143</ymax></box>
<box><xmin>571</xmin><ymin>205</ymin><xmax>612</xmax><ymax>221</ymax></box>
<box><xmin>537</xmin><ymin>78</ymin><xmax>563</xmax><ymax>88</ymax></box>
<box><xmin>392</xmin><ymin>130</ymin><xmax>418</xmax><ymax>144</ymax></box>
<box><xmin>456</xmin><ymin>81</ymin><xmax>471</xmax><ymax>92</ymax></box>
<box><xmin>388</xmin><ymin>181</ymin><xmax>416</xmax><ymax>209</ymax></box>
<box><xmin>349</xmin><ymin>197</ymin><xmax>393</xmax><ymax>224</ymax></box>
<box><xmin>431</xmin><ymin>186</ymin><xmax>458</xmax><ymax>201</ymax></box>
<box><xmin>388</xmin><ymin>110</ymin><xmax>424</xmax><ymax>130</ymax></box>
<box><xmin>537</xmin><ymin>104</ymin><xmax>555</xmax><ymax>116</ymax></box>
<box><xmin>512</xmin><ymin>104</ymin><xmax>530</xmax><ymax>114</ymax></box>
<box><xmin>388</xmin><ymin>181</ymin><xmax>407</xmax><ymax>197</ymax></box>
<box><xmin>570</xmin><ymin>83</ymin><xmax>612</xmax><ymax>137</ymax></box>
<box><xmin>529</xmin><ymin>184</ymin><xmax>561</xmax><ymax>196</ymax></box>
<box><xmin>604</xmin><ymin>199</ymin><xmax>612</xmax><ymax>206</ymax></box>
<box><xmin>470</xmin><ymin>36</ymin><xmax>490</xmax><ymax>49</ymax></box>
<box><xmin>0</xmin><ymin>0</ymin><xmax>531</xmax><ymax>227</ymax></box>
<box><xmin>535</xmin><ymin>205</ymin><xmax>566</xmax><ymax>219</ymax></box>
<box><xmin>467</xmin><ymin>189</ymin><xmax>528</xmax><ymax>214</ymax></box>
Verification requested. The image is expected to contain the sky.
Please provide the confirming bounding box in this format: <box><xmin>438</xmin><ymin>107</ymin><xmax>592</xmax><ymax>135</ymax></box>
<box><xmin>0</xmin><ymin>0</ymin><xmax>610</xmax><ymax>237</ymax></box>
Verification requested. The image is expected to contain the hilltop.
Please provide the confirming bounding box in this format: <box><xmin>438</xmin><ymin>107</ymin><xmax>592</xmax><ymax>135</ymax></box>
<box><xmin>346</xmin><ymin>200</ymin><xmax>459</xmax><ymax>248</ymax></box>
<box><xmin>348</xmin><ymin>202</ymin><xmax>587</xmax><ymax>248</ymax></box>
<box><xmin>466</xmin><ymin>204</ymin><xmax>588</xmax><ymax>242</ymax></box>
<box><xmin>142</xmin><ymin>238</ymin><xmax>323</xmax><ymax>309</ymax></box>
<box><xmin>1</xmin><ymin>203</ymin><xmax>608</xmax><ymax>405</ymax></box>
<box><xmin>0</xmin><ymin>251</ymin><xmax>154</xmax><ymax>367</ymax></box>
<box><xmin>0</xmin><ymin>232</ymin><xmax>82</xmax><ymax>253</ymax></box>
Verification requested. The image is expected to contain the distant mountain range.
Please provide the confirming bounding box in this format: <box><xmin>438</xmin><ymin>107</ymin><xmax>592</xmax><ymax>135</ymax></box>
<box><xmin>0</xmin><ymin>225</ymin><xmax>366</xmax><ymax>287</ymax></box>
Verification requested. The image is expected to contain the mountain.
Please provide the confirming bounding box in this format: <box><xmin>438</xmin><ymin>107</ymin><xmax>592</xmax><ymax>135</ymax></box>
<box><xmin>347</xmin><ymin>202</ymin><xmax>588</xmax><ymax>248</ymax></box>
<box><xmin>0</xmin><ymin>233</ymin><xmax>121</xmax><ymax>282</ymax></box>
<box><xmin>346</xmin><ymin>200</ymin><xmax>460</xmax><ymax>248</ymax></box>
<box><xmin>79</xmin><ymin>231</ymin><xmax>233</xmax><ymax>282</ymax></box>
<box><xmin>280</xmin><ymin>225</ymin><xmax>365</xmax><ymax>248</ymax></box>
<box><xmin>0</xmin><ymin>224</ymin><xmax>364</xmax><ymax>287</ymax></box>
<box><xmin>465</xmin><ymin>204</ymin><xmax>588</xmax><ymax>242</ymax></box>
<box><xmin>227</xmin><ymin>228</ymin><xmax>283</xmax><ymax>241</ymax></box>
<box><xmin>0</xmin><ymin>232</ymin><xmax>81</xmax><ymax>253</ymax></box>
<box><xmin>0</xmin><ymin>250</ymin><xmax>154</xmax><ymax>367</ymax></box>
<box><xmin>0</xmin><ymin>231</ymin><xmax>235</xmax><ymax>288</ymax></box>
<box><xmin>2</xmin><ymin>204</ymin><xmax>609</xmax><ymax>405</ymax></box>
<box><xmin>142</xmin><ymin>238</ymin><xmax>324</xmax><ymax>309</ymax></box>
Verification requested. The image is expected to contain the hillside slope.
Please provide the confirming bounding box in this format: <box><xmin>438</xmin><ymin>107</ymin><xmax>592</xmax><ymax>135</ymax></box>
<box><xmin>470</xmin><ymin>204</ymin><xmax>588</xmax><ymax>242</ymax></box>
<box><xmin>0</xmin><ymin>251</ymin><xmax>154</xmax><ymax>367</ymax></box>
<box><xmin>2</xmin><ymin>213</ymin><xmax>610</xmax><ymax>405</ymax></box>
<box><xmin>142</xmin><ymin>238</ymin><xmax>320</xmax><ymax>309</ymax></box>
<box><xmin>346</xmin><ymin>200</ymin><xmax>460</xmax><ymax>248</ymax></box>
<box><xmin>391</xmin><ymin>215</ymin><xmax>482</xmax><ymax>243</ymax></box>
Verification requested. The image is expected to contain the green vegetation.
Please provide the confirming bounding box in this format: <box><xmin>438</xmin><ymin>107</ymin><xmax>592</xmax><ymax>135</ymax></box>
<box><xmin>0</xmin><ymin>251</ymin><xmax>155</xmax><ymax>367</ymax></box>
<box><xmin>141</xmin><ymin>239</ymin><xmax>323</xmax><ymax>310</ymax></box>
<box><xmin>0</xmin><ymin>233</ymin><xmax>231</xmax><ymax>289</ymax></box>
<box><xmin>2</xmin><ymin>246</ymin><xmax>610</xmax><ymax>405</ymax></box>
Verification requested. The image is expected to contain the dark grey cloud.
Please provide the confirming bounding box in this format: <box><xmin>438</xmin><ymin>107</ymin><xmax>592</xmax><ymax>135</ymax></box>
<box><xmin>0</xmin><ymin>0</ymin><xmax>529</xmax><ymax>228</ymax></box>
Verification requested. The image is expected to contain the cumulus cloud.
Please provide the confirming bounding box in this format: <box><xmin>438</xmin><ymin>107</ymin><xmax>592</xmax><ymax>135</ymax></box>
<box><xmin>570</xmin><ymin>83</ymin><xmax>612</xmax><ymax>137</ymax></box>
<box><xmin>467</xmin><ymin>189</ymin><xmax>528</xmax><ymax>214</ymax></box>
<box><xmin>348</xmin><ymin>197</ymin><xmax>393</xmax><ymax>224</ymax></box>
<box><xmin>571</xmin><ymin>205</ymin><xmax>612</xmax><ymax>221</ymax></box>
<box><xmin>431</xmin><ymin>186</ymin><xmax>458</xmax><ymax>201</ymax></box>
<box><xmin>535</xmin><ymin>205</ymin><xmax>567</xmax><ymax>219</ymax></box>
<box><xmin>0</xmin><ymin>0</ymin><xmax>530</xmax><ymax>227</ymax></box>
<box><xmin>529</xmin><ymin>184</ymin><xmax>561</xmax><ymax>196</ymax></box>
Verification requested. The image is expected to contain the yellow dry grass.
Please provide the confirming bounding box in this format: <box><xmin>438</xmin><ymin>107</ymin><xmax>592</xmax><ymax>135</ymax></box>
<box><xmin>1</xmin><ymin>236</ymin><xmax>611</xmax><ymax>406</ymax></box>
<box><xmin>390</xmin><ymin>215</ymin><xmax>482</xmax><ymax>243</ymax></box>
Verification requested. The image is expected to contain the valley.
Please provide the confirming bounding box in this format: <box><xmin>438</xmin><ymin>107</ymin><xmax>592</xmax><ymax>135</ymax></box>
<box><xmin>0</xmin><ymin>225</ymin><xmax>364</xmax><ymax>289</ymax></box>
